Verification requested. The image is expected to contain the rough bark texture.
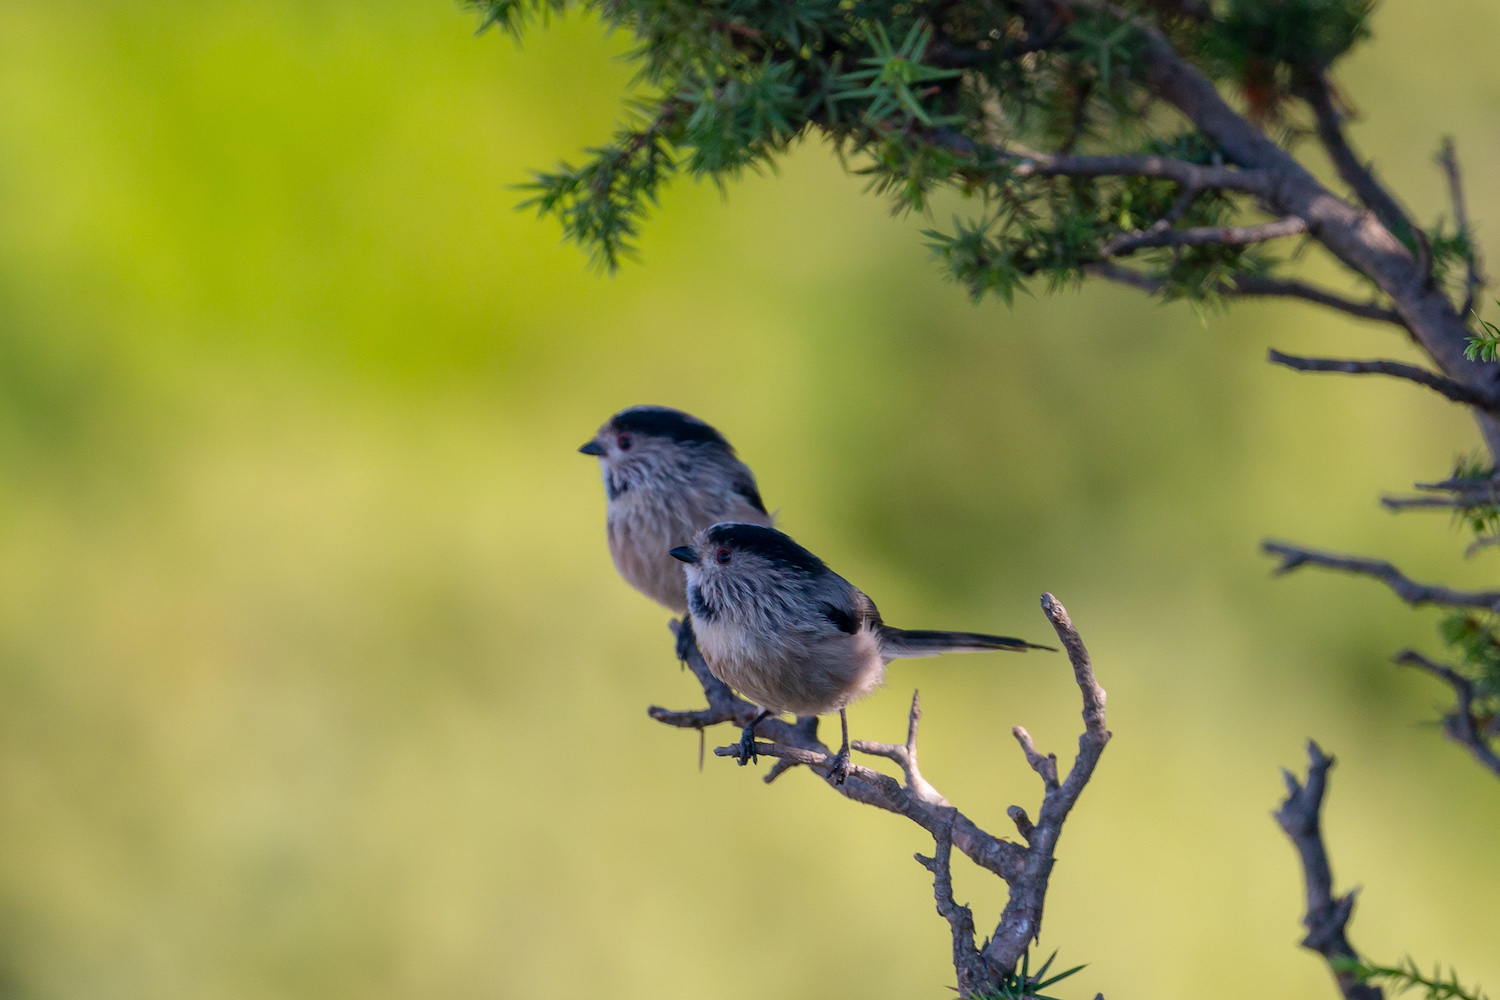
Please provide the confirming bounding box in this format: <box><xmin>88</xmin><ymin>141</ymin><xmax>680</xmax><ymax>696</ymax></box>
<box><xmin>1080</xmin><ymin>4</ymin><xmax>1500</xmax><ymax>457</ymax></box>
<box><xmin>1274</xmin><ymin>742</ymin><xmax>1384</xmax><ymax>1000</ymax></box>
<box><xmin>651</xmin><ymin>593</ymin><xmax>1109</xmax><ymax>995</ymax></box>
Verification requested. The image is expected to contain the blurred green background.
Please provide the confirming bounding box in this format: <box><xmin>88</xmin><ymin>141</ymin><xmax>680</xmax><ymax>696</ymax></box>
<box><xmin>0</xmin><ymin>2</ymin><xmax>1497</xmax><ymax>998</ymax></box>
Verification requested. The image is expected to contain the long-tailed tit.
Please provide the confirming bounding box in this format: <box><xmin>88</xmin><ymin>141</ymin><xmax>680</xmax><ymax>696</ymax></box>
<box><xmin>670</xmin><ymin>522</ymin><xmax>1053</xmax><ymax>783</ymax></box>
<box><xmin>579</xmin><ymin>406</ymin><xmax>773</xmax><ymax>657</ymax></box>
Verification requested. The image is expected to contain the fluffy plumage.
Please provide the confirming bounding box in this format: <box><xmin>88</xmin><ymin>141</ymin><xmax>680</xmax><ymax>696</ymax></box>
<box><xmin>579</xmin><ymin>406</ymin><xmax>772</xmax><ymax>614</ymax></box>
<box><xmin>672</xmin><ymin>522</ymin><xmax>1052</xmax><ymax>781</ymax></box>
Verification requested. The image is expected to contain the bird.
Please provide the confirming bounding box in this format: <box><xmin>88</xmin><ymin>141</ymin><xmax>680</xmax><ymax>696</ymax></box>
<box><xmin>669</xmin><ymin>521</ymin><xmax>1053</xmax><ymax>783</ymax></box>
<box><xmin>578</xmin><ymin>406</ymin><xmax>774</xmax><ymax>659</ymax></box>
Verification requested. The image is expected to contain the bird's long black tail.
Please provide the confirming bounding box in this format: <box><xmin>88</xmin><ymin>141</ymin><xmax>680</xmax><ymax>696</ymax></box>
<box><xmin>876</xmin><ymin>626</ymin><xmax>1055</xmax><ymax>659</ymax></box>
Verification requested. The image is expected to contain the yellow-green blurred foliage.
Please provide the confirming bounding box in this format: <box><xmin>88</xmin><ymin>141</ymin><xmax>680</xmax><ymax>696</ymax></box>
<box><xmin>0</xmin><ymin>2</ymin><xmax>1497</xmax><ymax>998</ymax></box>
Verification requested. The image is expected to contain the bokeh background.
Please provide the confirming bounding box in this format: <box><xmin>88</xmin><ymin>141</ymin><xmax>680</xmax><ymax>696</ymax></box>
<box><xmin>0</xmin><ymin>2</ymin><xmax>1497</xmax><ymax>998</ymax></box>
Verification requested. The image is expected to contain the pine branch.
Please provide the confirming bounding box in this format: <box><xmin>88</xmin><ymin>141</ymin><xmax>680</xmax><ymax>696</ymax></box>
<box><xmin>1261</xmin><ymin>541</ymin><xmax>1500</xmax><ymax>611</ymax></box>
<box><xmin>1101</xmin><ymin>217</ymin><xmax>1307</xmax><ymax>257</ymax></box>
<box><xmin>1267</xmin><ymin>349</ymin><xmax>1500</xmax><ymax>417</ymax></box>
<box><xmin>1089</xmin><ymin>263</ymin><xmax>1402</xmax><ymax>325</ymax></box>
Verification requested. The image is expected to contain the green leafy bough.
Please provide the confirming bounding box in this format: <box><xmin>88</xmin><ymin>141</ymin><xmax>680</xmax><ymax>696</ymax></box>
<box><xmin>479</xmin><ymin>0</ymin><xmax>1500</xmax><ymax>768</ymax></box>
<box><xmin>474</xmin><ymin>0</ymin><xmax>1497</xmax><ymax>995</ymax></box>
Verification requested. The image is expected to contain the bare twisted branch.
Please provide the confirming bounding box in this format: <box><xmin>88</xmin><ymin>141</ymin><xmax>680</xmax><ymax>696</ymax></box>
<box><xmin>1262</xmin><ymin>541</ymin><xmax>1500</xmax><ymax>612</ymax></box>
<box><xmin>1274</xmin><ymin>742</ymin><xmax>1384</xmax><ymax>1000</ymax></box>
<box><xmin>1267</xmin><ymin>349</ymin><xmax>1500</xmax><ymax>417</ymax></box>
<box><xmin>915</xmin><ymin>811</ymin><xmax>992</xmax><ymax>996</ymax></box>
<box><xmin>1394</xmin><ymin>651</ymin><xmax>1500</xmax><ymax>779</ymax></box>
<box><xmin>652</xmin><ymin>620</ymin><xmax>1024</xmax><ymax>881</ymax></box>
<box><xmin>982</xmin><ymin>593</ymin><xmax>1111</xmax><ymax>969</ymax></box>
<box><xmin>651</xmin><ymin>595</ymin><xmax>1109</xmax><ymax>991</ymax></box>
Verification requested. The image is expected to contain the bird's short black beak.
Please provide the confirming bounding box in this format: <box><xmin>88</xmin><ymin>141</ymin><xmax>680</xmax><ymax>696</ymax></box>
<box><xmin>668</xmin><ymin>546</ymin><xmax>697</xmax><ymax>564</ymax></box>
<box><xmin>578</xmin><ymin>440</ymin><xmax>605</xmax><ymax>456</ymax></box>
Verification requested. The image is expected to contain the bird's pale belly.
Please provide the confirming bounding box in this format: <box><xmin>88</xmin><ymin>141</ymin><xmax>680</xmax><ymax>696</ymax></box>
<box><xmin>695</xmin><ymin>625</ymin><xmax>886</xmax><ymax>717</ymax></box>
<box><xmin>607</xmin><ymin>516</ymin><xmax>689</xmax><ymax>613</ymax></box>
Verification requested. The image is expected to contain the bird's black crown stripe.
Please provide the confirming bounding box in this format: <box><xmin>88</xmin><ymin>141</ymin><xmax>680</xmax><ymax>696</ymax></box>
<box><xmin>705</xmin><ymin>523</ymin><xmax>825</xmax><ymax>575</ymax></box>
<box><xmin>609</xmin><ymin>406</ymin><xmax>732</xmax><ymax>450</ymax></box>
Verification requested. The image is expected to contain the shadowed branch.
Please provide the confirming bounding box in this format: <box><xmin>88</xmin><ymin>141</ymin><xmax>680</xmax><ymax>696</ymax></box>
<box><xmin>1273</xmin><ymin>742</ymin><xmax>1384</xmax><ymax>1000</ymax></box>
<box><xmin>1268</xmin><ymin>350</ymin><xmax>1500</xmax><ymax>417</ymax></box>
<box><xmin>1089</xmin><ymin>263</ymin><xmax>1403</xmax><ymax>325</ymax></box>
<box><xmin>1436</xmin><ymin>138</ymin><xmax>1486</xmax><ymax>318</ymax></box>
<box><xmin>1394</xmin><ymin>651</ymin><xmax>1500</xmax><ymax>778</ymax></box>
<box><xmin>1262</xmin><ymin>541</ymin><xmax>1500</xmax><ymax>612</ymax></box>
<box><xmin>1102</xmin><ymin>217</ymin><xmax>1307</xmax><ymax>257</ymax></box>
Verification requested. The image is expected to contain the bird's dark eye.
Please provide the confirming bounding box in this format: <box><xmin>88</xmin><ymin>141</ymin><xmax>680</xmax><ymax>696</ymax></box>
<box><xmin>715</xmin><ymin>548</ymin><xmax>732</xmax><ymax>565</ymax></box>
<box><xmin>616</xmin><ymin>434</ymin><xmax>632</xmax><ymax>451</ymax></box>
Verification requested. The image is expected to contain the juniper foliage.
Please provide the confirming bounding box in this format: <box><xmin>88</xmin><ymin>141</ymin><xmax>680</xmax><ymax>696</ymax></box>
<box><xmin>474</xmin><ymin>1</ymin><xmax>1499</xmax><ymax>995</ymax></box>
<box><xmin>1335</xmin><ymin>956</ymin><xmax>1492</xmax><ymax>1000</ymax></box>
<box><xmin>468</xmin><ymin>0</ymin><xmax>1459</xmax><ymax>304</ymax></box>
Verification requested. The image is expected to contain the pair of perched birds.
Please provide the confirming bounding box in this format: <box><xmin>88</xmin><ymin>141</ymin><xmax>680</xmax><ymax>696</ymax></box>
<box><xmin>579</xmin><ymin>405</ymin><xmax>1051</xmax><ymax>783</ymax></box>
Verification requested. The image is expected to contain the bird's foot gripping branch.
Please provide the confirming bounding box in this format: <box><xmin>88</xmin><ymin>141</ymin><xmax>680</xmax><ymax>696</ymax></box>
<box><xmin>649</xmin><ymin>593</ymin><xmax>1110</xmax><ymax>997</ymax></box>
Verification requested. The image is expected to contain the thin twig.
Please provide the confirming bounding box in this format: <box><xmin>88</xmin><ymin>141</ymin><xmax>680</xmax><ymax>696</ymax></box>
<box><xmin>1273</xmin><ymin>742</ymin><xmax>1384</xmax><ymax>1000</ymax></box>
<box><xmin>1262</xmin><ymin>541</ymin><xmax>1500</xmax><ymax>611</ymax></box>
<box><xmin>982</xmin><ymin>593</ymin><xmax>1111</xmax><ymax>969</ymax></box>
<box><xmin>1437</xmin><ymin>137</ymin><xmax>1487</xmax><ymax>319</ymax></box>
<box><xmin>1415</xmin><ymin>476</ymin><xmax>1500</xmax><ymax>492</ymax></box>
<box><xmin>1012</xmin><ymin>726</ymin><xmax>1060</xmax><ymax>788</ymax></box>
<box><xmin>1300</xmin><ymin>74</ymin><xmax>1416</xmax><ymax>246</ymax></box>
<box><xmin>851</xmin><ymin>690</ymin><xmax>946</xmax><ymax>804</ymax></box>
<box><xmin>1382</xmin><ymin>476</ymin><xmax>1500</xmax><ymax>512</ymax></box>
<box><xmin>1394</xmin><ymin>651</ymin><xmax>1500</xmax><ymax>778</ymax></box>
<box><xmin>1381</xmin><ymin>495</ymin><xmax>1480</xmax><ymax>511</ymax></box>
<box><xmin>1267</xmin><ymin>349</ymin><xmax>1500</xmax><ymax>417</ymax></box>
<box><xmin>1231</xmin><ymin>276</ymin><xmax>1402</xmax><ymax>325</ymax></box>
<box><xmin>1102</xmin><ymin>216</ymin><xmax>1307</xmax><ymax>257</ymax></box>
<box><xmin>1466</xmin><ymin>536</ymin><xmax>1500</xmax><ymax>559</ymax></box>
<box><xmin>1088</xmin><ymin>262</ymin><xmax>1403</xmax><ymax>325</ymax></box>
<box><xmin>930</xmin><ymin>128</ymin><xmax>1274</xmax><ymax>196</ymax></box>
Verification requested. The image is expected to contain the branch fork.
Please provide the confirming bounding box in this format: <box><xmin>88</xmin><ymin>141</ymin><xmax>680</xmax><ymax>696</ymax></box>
<box><xmin>1394</xmin><ymin>651</ymin><xmax>1500</xmax><ymax>778</ymax></box>
<box><xmin>651</xmin><ymin>593</ymin><xmax>1110</xmax><ymax>994</ymax></box>
<box><xmin>1274</xmin><ymin>742</ymin><xmax>1384</xmax><ymax>1000</ymax></box>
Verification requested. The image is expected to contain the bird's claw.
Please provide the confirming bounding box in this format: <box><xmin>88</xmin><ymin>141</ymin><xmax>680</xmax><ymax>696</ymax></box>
<box><xmin>737</xmin><ymin>723</ymin><xmax>758</xmax><ymax>766</ymax></box>
<box><xmin>828</xmin><ymin>747</ymin><xmax>851</xmax><ymax>785</ymax></box>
